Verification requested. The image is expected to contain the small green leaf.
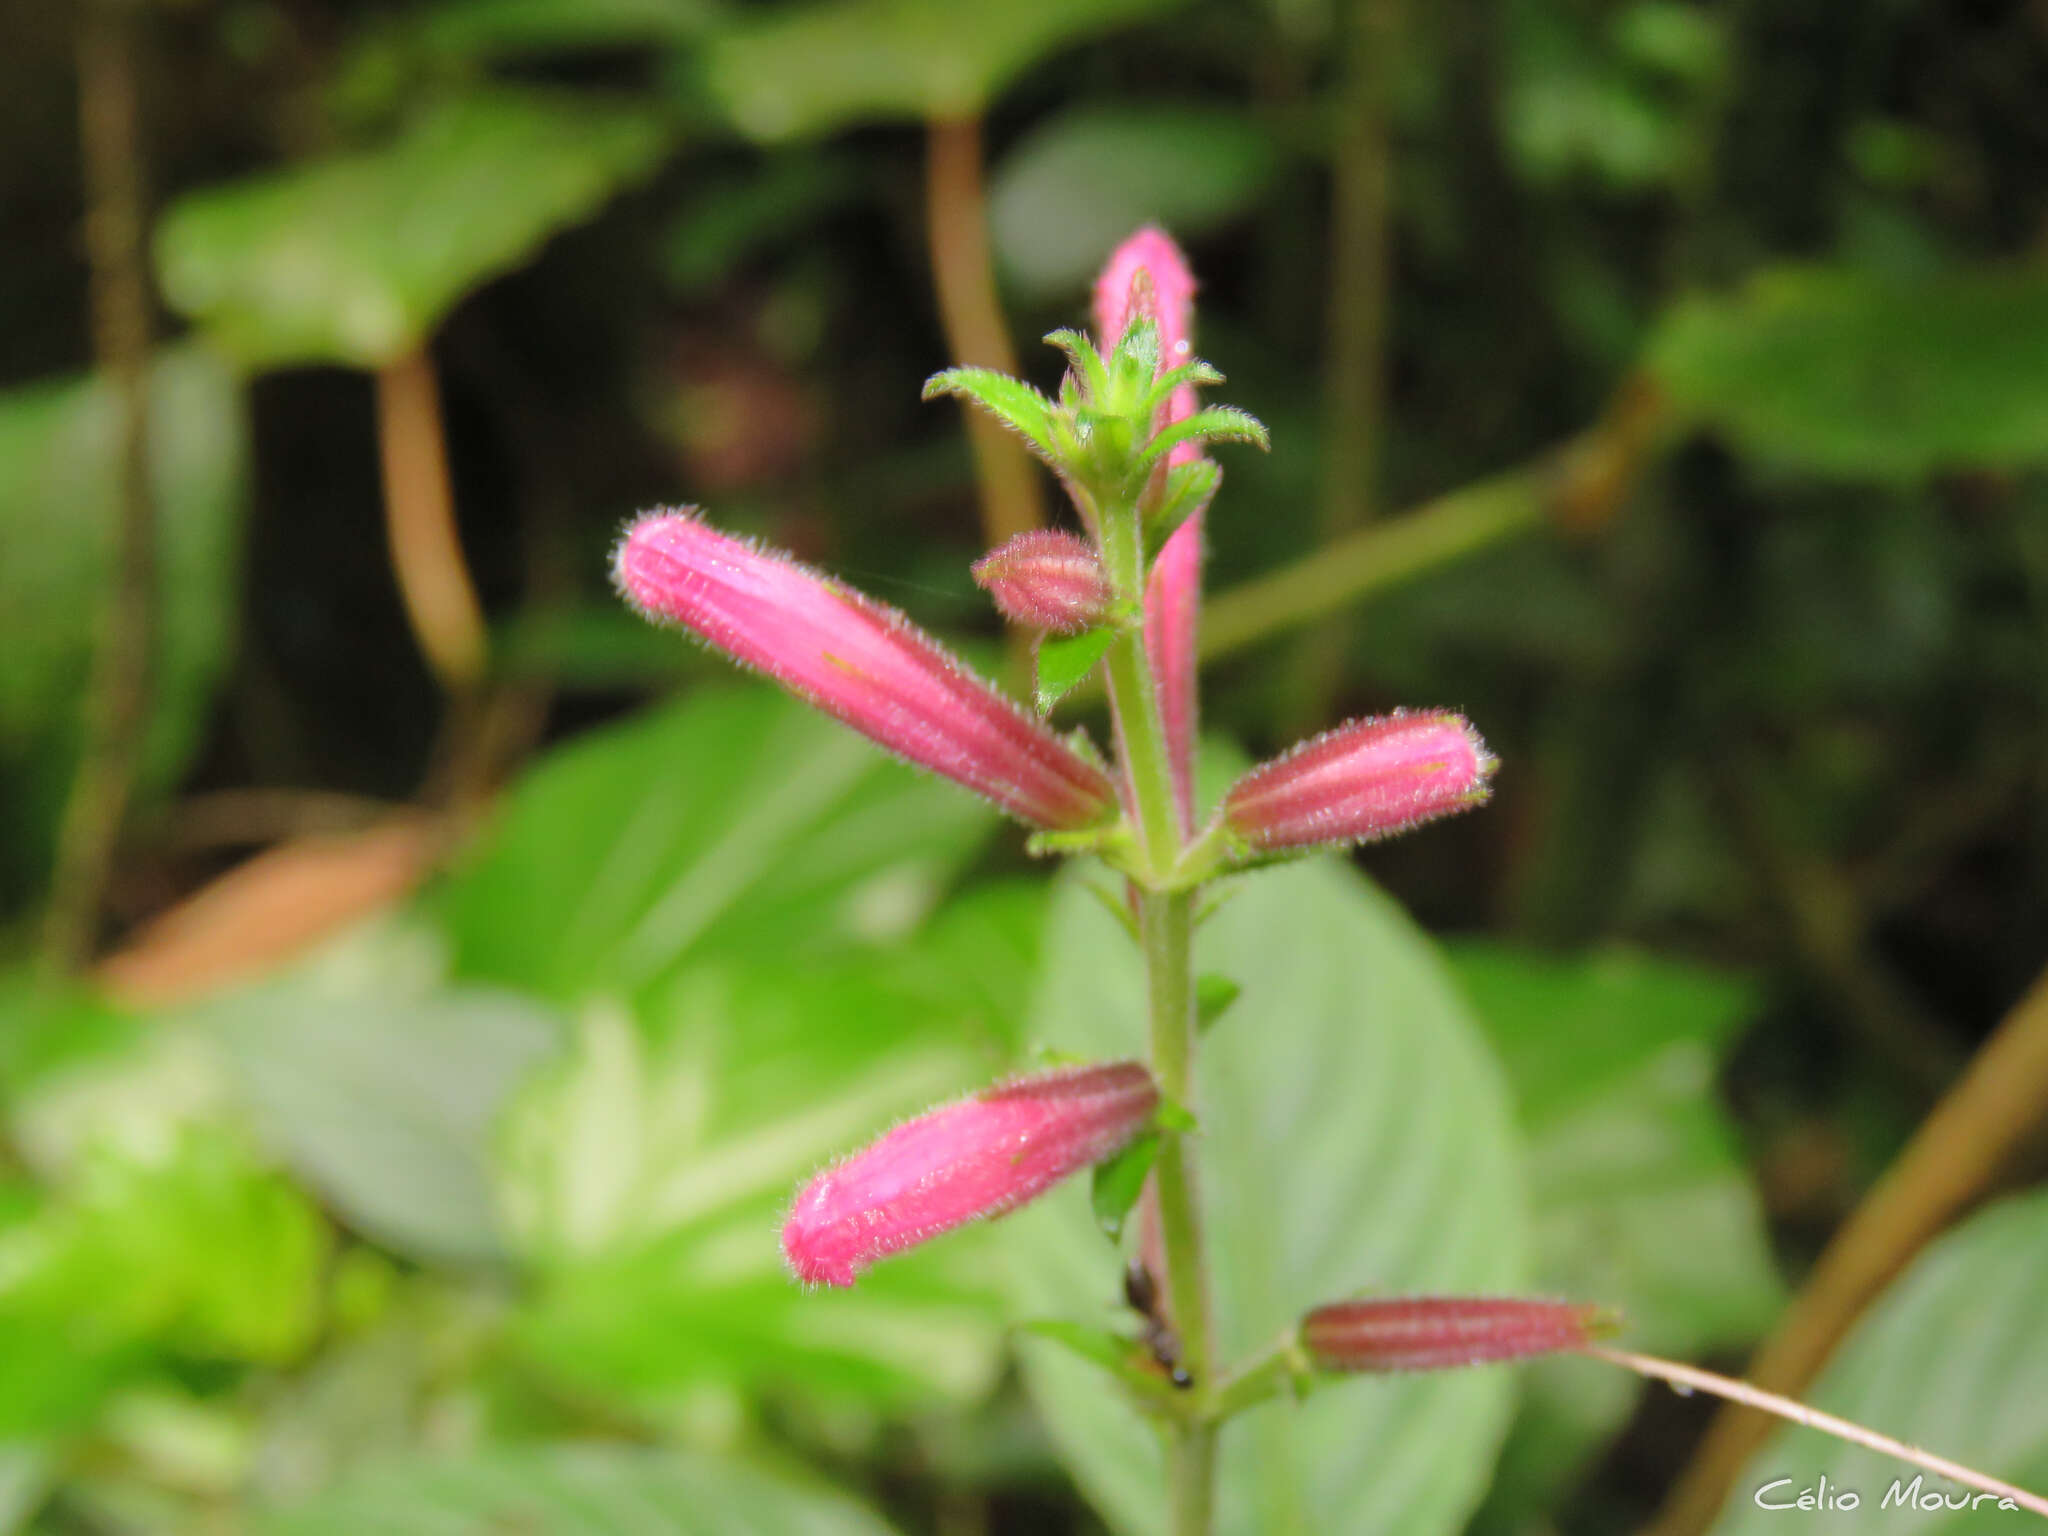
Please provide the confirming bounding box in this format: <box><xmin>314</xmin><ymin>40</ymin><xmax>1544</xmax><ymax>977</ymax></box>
<box><xmin>1035</xmin><ymin>627</ymin><xmax>1118</xmax><ymax>713</ymax></box>
<box><xmin>1090</xmin><ymin>1131</ymin><xmax>1160</xmax><ymax>1240</ymax></box>
<box><xmin>1195</xmin><ymin>974</ymin><xmax>1241</xmax><ymax>1033</ymax></box>
<box><xmin>1134</xmin><ymin>405</ymin><xmax>1270</xmax><ymax>474</ymax></box>
<box><xmin>1152</xmin><ymin>1098</ymin><xmax>1198</xmax><ymax>1135</ymax></box>
<box><xmin>1148</xmin><ymin>458</ymin><xmax>1222</xmax><ymax>550</ymax></box>
<box><xmin>922</xmin><ymin>367</ymin><xmax>1057</xmax><ymax>459</ymax></box>
<box><xmin>1044</xmin><ymin>328</ymin><xmax>1111</xmax><ymax>401</ymax></box>
<box><xmin>1016</xmin><ymin>1320</ymin><xmax>1178</xmax><ymax>1406</ymax></box>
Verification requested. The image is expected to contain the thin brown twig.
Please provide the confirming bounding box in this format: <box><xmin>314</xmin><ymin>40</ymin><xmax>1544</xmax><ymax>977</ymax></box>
<box><xmin>1645</xmin><ymin>963</ymin><xmax>2048</xmax><ymax>1535</ymax></box>
<box><xmin>1588</xmin><ymin>1345</ymin><xmax>2048</xmax><ymax>1520</ymax></box>
<box><xmin>375</xmin><ymin>346</ymin><xmax>488</xmax><ymax>694</ymax></box>
<box><xmin>44</xmin><ymin>0</ymin><xmax>157</xmax><ymax>975</ymax></box>
<box><xmin>924</xmin><ymin>115</ymin><xmax>1046</xmax><ymax>557</ymax></box>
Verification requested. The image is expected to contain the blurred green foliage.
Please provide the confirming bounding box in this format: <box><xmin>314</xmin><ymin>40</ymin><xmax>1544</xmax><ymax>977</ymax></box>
<box><xmin>2</xmin><ymin>0</ymin><xmax>2046</xmax><ymax>1530</ymax></box>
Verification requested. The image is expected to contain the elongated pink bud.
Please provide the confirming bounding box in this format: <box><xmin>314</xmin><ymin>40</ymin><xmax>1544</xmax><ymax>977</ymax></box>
<box><xmin>1093</xmin><ymin>225</ymin><xmax>1202</xmax><ymax>468</ymax></box>
<box><xmin>1144</xmin><ymin>517</ymin><xmax>1202</xmax><ymax>832</ymax></box>
<box><xmin>783</xmin><ymin>1061</ymin><xmax>1159</xmax><ymax>1288</ymax></box>
<box><xmin>1096</xmin><ymin>229</ymin><xmax>1206</xmax><ymax>827</ymax></box>
<box><xmin>972</xmin><ymin>530</ymin><xmax>1111</xmax><ymax>634</ymax></box>
<box><xmin>1223</xmin><ymin>710</ymin><xmax>1495</xmax><ymax>854</ymax></box>
<box><xmin>1303</xmin><ymin>1296</ymin><xmax>1620</xmax><ymax>1374</ymax></box>
<box><xmin>615</xmin><ymin>511</ymin><xmax>1116</xmax><ymax>830</ymax></box>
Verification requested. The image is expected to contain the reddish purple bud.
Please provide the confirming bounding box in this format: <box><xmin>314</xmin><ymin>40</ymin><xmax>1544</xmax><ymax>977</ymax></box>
<box><xmin>783</xmin><ymin>1061</ymin><xmax>1159</xmax><ymax>1288</ymax></box>
<box><xmin>615</xmin><ymin>510</ymin><xmax>1116</xmax><ymax>830</ymax></box>
<box><xmin>1303</xmin><ymin>1296</ymin><xmax>1621</xmax><ymax>1374</ymax></box>
<box><xmin>972</xmin><ymin>530</ymin><xmax>1112</xmax><ymax>634</ymax></box>
<box><xmin>1223</xmin><ymin>710</ymin><xmax>1495</xmax><ymax>854</ymax></box>
<box><xmin>1144</xmin><ymin>516</ymin><xmax>1202</xmax><ymax>833</ymax></box>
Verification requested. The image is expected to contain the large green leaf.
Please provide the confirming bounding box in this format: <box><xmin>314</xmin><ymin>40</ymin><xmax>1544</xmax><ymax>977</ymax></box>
<box><xmin>206</xmin><ymin>964</ymin><xmax>565</xmax><ymax>1268</ymax></box>
<box><xmin>1649</xmin><ymin>266</ymin><xmax>2048</xmax><ymax>480</ymax></box>
<box><xmin>506</xmin><ymin>882</ymin><xmax>1046</xmax><ymax>1412</ymax></box>
<box><xmin>700</xmin><ymin>0</ymin><xmax>1185</xmax><ymax>141</ymax></box>
<box><xmin>1006</xmin><ymin>860</ymin><xmax>1529</xmax><ymax>1536</ymax></box>
<box><xmin>1711</xmin><ymin>1188</ymin><xmax>2048</xmax><ymax>1535</ymax></box>
<box><xmin>0</xmin><ymin>347</ymin><xmax>247</xmax><ymax>905</ymax></box>
<box><xmin>435</xmin><ymin>686</ymin><xmax>998</xmax><ymax>1006</ymax></box>
<box><xmin>1450</xmin><ymin>943</ymin><xmax>1783</xmax><ymax>1531</ymax></box>
<box><xmin>155</xmin><ymin>90</ymin><xmax>673</xmax><ymax>369</ymax></box>
<box><xmin>258</xmin><ymin>1443</ymin><xmax>901</xmax><ymax>1535</ymax></box>
<box><xmin>990</xmin><ymin>106</ymin><xmax>1279</xmax><ymax>298</ymax></box>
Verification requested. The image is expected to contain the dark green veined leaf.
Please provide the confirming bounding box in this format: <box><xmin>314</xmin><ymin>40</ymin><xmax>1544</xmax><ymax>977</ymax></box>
<box><xmin>1711</xmin><ymin>1188</ymin><xmax>2048</xmax><ymax>1535</ymax></box>
<box><xmin>1648</xmin><ymin>265</ymin><xmax>2048</xmax><ymax>480</ymax></box>
<box><xmin>156</xmin><ymin>90</ymin><xmax>672</xmax><ymax>369</ymax></box>
<box><xmin>1007</xmin><ymin>860</ymin><xmax>1529</xmax><ymax>1536</ymax></box>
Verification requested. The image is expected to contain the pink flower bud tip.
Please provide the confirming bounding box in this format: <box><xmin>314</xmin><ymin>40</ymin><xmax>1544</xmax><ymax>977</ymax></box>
<box><xmin>1303</xmin><ymin>1296</ymin><xmax>1621</xmax><ymax>1374</ymax></box>
<box><xmin>614</xmin><ymin>510</ymin><xmax>1116</xmax><ymax>830</ymax></box>
<box><xmin>782</xmin><ymin>1061</ymin><xmax>1159</xmax><ymax>1288</ymax></box>
<box><xmin>972</xmin><ymin>530</ymin><xmax>1111</xmax><ymax>634</ymax></box>
<box><xmin>1094</xmin><ymin>226</ymin><xmax>1197</xmax><ymax>366</ymax></box>
<box><xmin>1224</xmin><ymin>710</ymin><xmax>1495</xmax><ymax>854</ymax></box>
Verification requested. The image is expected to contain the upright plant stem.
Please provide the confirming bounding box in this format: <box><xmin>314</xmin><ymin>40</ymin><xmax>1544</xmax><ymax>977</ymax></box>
<box><xmin>1102</xmin><ymin>529</ymin><xmax>1217</xmax><ymax>1529</ymax></box>
<box><xmin>1290</xmin><ymin>0</ymin><xmax>1399</xmax><ymax>727</ymax></box>
<box><xmin>45</xmin><ymin>0</ymin><xmax>155</xmax><ymax>975</ymax></box>
<box><xmin>1140</xmin><ymin>885</ymin><xmax>1218</xmax><ymax>1536</ymax></box>
<box><xmin>374</xmin><ymin>346</ymin><xmax>488</xmax><ymax>695</ymax></box>
<box><xmin>925</xmin><ymin>115</ymin><xmax>1047</xmax><ymax>554</ymax></box>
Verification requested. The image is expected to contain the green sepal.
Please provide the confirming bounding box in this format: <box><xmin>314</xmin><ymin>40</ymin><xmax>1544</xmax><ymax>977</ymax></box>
<box><xmin>1145</xmin><ymin>458</ymin><xmax>1223</xmax><ymax>551</ymax></box>
<box><xmin>1091</xmin><ymin>1131</ymin><xmax>1161</xmax><ymax>1240</ymax></box>
<box><xmin>1035</xmin><ymin>625</ymin><xmax>1118</xmax><ymax>712</ymax></box>
<box><xmin>1043</xmin><ymin>328</ymin><xmax>1109</xmax><ymax>402</ymax></box>
<box><xmin>1083</xmin><ymin>878</ymin><xmax>1140</xmax><ymax>943</ymax></box>
<box><xmin>1142</xmin><ymin>358</ymin><xmax>1225</xmax><ymax>414</ymax></box>
<box><xmin>922</xmin><ymin>367</ymin><xmax>1058</xmax><ymax>460</ymax></box>
<box><xmin>1195</xmin><ymin>974</ymin><xmax>1242</xmax><ymax>1033</ymax></box>
<box><xmin>1134</xmin><ymin>405</ymin><xmax>1270</xmax><ymax>475</ymax></box>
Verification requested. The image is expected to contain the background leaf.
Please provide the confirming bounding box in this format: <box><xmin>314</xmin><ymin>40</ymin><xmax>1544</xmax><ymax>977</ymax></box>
<box><xmin>1710</xmin><ymin>1188</ymin><xmax>2048</xmax><ymax>1534</ymax></box>
<box><xmin>700</xmin><ymin>0</ymin><xmax>1185</xmax><ymax>141</ymax></box>
<box><xmin>155</xmin><ymin>90</ymin><xmax>673</xmax><ymax>369</ymax></box>
<box><xmin>1005</xmin><ymin>860</ymin><xmax>1530</xmax><ymax>1536</ymax></box>
<box><xmin>435</xmin><ymin>687</ymin><xmax>999</xmax><ymax>1006</ymax></box>
<box><xmin>258</xmin><ymin>1443</ymin><xmax>903</xmax><ymax>1535</ymax></box>
<box><xmin>1649</xmin><ymin>266</ymin><xmax>2048</xmax><ymax>480</ymax></box>
<box><xmin>990</xmin><ymin>106</ymin><xmax>1278</xmax><ymax>298</ymax></box>
<box><xmin>1449</xmin><ymin>943</ymin><xmax>1783</xmax><ymax>1529</ymax></box>
<box><xmin>0</xmin><ymin>347</ymin><xmax>247</xmax><ymax>909</ymax></box>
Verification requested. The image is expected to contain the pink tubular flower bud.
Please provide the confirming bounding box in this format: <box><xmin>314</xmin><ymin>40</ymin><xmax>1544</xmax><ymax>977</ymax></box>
<box><xmin>615</xmin><ymin>510</ymin><xmax>1116</xmax><ymax>831</ymax></box>
<box><xmin>782</xmin><ymin>1061</ymin><xmax>1160</xmax><ymax>1288</ymax></box>
<box><xmin>1093</xmin><ymin>225</ymin><xmax>1202</xmax><ymax>468</ymax></box>
<box><xmin>972</xmin><ymin>530</ymin><xmax>1112</xmax><ymax>634</ymax></box>
<box><xmin>1222</xmin><ymin>710</ymin><xmax>1495</xmax><ymax>854</ymax></box>
<box><xmin>1303</xmin><ymin>1296</ymin><xmax>1621</xmax><ymax>1374</ymax></box>
<box><xmin>1144</xmin><ymin>517</ymin><xmax>1201</xmax><ymax>832</ymax></box>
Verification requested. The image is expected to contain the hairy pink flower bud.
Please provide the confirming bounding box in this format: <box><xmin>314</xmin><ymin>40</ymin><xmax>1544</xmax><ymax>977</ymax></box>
<box><xmin>1093</xmin><ymin>225</ymin><xmax>1202</xmax><ymax>467</ymax></box>
<box><xmin>1303</xmin><ymin>1296</ymin><xmax>1620</xmax><ymax>1374</ymax></box>
<box><xmin>972</xmin><ymin>530</ymin><xmax>1112</xmax><ymax>634</ymax></box>
<box><xmin>1223</xmin><ymin>711</ymin><xmax>1495</xmax><ymax>854</ymax></box>
<box><xmin>783</xmin><ymin>1061</ymin><xmax>1159</xmax><ymax>1288</ymax></box>
<box><xmin>615</xmin><ymin>510</ymin><xmax>1116</xmax><ymax>830</ymax></box>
